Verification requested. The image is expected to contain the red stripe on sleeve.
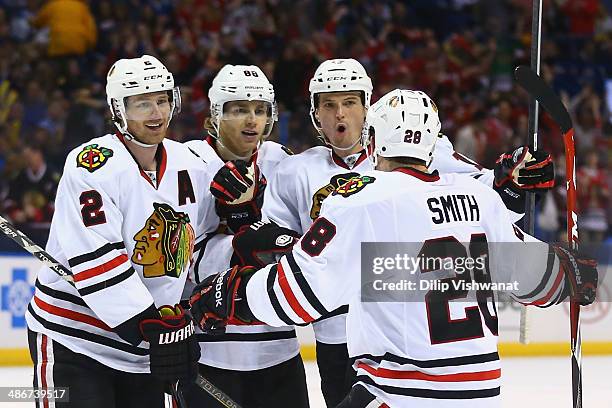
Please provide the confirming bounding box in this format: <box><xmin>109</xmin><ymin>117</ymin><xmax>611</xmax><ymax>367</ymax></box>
<box><xmin>74</xmin><ymin>254</ymin><xmax>128</xmax><ymax>282</ymax></box>
<box><xmin>277</xmin><ymin>262</ymin><xmax>315</xmax><ymax>323</ymax></box>
<box><xmin>357</xmin><ymin>362</ymin><xmax>501</xmax><ymax>382</ymax></box>
<box><xmin>34</xmin><ymin>295</ymin><xmax>111</xmax><ymax>331</ymax></box>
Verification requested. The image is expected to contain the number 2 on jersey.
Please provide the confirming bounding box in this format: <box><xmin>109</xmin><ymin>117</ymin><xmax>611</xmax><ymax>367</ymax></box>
<box><xmin>80</xmin><ymin>190</ymin><xmax>106</xmax><ymax>227</ymax></box>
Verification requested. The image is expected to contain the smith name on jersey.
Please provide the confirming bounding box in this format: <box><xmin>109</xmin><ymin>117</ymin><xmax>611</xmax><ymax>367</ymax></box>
<box><xmin>26</xmin><ymin>133</ymin><xmax>217</xmax><ymax>373</ymax></box>
<box><xmin>250</xmin><ymin>168</ymin><xmax>564</xmax><ymax>407</ymax></box>
<box><xmin>261</xmin><ymin>134</ymin><xmax>518</xmax><ymax>345</ymax></box>
<box><xmin>185</xmin><ymin>137</ymin><xmax>300</xmax><ymax>371</ymax></box>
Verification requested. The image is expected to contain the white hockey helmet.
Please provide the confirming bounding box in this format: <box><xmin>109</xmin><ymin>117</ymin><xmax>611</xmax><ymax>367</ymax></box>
<box><xmin>309</xmin><ymin>58</ymin><xmax>373</xmax><ymax>141</ymax></box>
<box><xmin>106</xmin><ymin>55</ymin><xmax>181</xmax><ymax>146</ymax></box>
<box><xmin>208</xmin><ymin>64</ymin><xmax>278</xmax><ymax>138</ymax></box>
<box><xmin>362</xmin><ymin>89</ymin><xmax>441</xmax><ymax>166</ymax></box>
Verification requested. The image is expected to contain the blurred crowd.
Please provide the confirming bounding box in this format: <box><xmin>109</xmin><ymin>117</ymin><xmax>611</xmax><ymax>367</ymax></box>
<box><xmin>0</xmin><ymin>0</ymin><xmax>610</xmax><ymax>248</ymax></box>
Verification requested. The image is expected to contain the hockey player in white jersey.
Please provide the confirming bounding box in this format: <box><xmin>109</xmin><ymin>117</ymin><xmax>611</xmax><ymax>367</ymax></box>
<box><xmin>183</xmin><ymin>65</ymin><xmax>309</xmax><ymax>408</ymax></box>
<box><xmin>189</xmin><ymin>89</ymin><xmax>598</xmax><ymax>407</ymax></box>
<box><xmin>232</xmin><ymin>58</ymin><xmax>556</xmax><ymax>406</ymax></box>
<box><xmin>25</xmin><ymin>55</ymin><xmax>213</xmax><ymax>407</ymax></box>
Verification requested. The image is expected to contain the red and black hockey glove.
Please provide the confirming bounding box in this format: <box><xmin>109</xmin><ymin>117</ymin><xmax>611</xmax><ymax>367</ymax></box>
<box><xmin>231</xmin><ymin>220</ymin><xmax>300</xmax><ymax>268</ymax></box>
<box><xmin>552</xmin><ymin>245</ymin><xmax>598</xmax><ymax>306</ymax></box>
<box><xmin>210</xmin><ymin>160</ymin><xmax>267</xmax><ymax>233</ymax></box>
<box><xmin>493</xmin><ymin>146</ymin><xmax>554</xmax><ymax>213</ymax></box>
<box><xmin>494</xmin><ymin>146</ymin><xmax>555</xmax><ymax>191</ymax></box>
<box><xmin>139</xmin><ymin>304</ymin><xmax>200</xmax><ymax>382</ymax></box>
<box><xmin>189</xmin><ymin>266</ymin><xmax>258</xmax><ymax>334</ymax></box>
<box><xmin>210</xmin><ymin>160</ymin><xmax>255</xmax><ymax>202</ymax></box>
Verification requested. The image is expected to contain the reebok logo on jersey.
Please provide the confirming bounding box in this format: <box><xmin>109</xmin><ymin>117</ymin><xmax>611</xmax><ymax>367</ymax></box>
<box><xmin>158</xmin><ymin>321</ymin><xmax>195</xmax><ymax>344</ymax></box>
<box><xmin>76</xmin><ymin>144</ymin><xmax>113</xmax><ymax>173</ymax></box>
<box><xmin>215</xmin><ymin>270</ymin><xmax>228</xmax><ymax>307</ymax></box>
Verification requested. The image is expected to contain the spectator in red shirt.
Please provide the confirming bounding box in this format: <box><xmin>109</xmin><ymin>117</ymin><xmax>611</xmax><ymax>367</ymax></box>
<box><xmin>577</xmin><ymin>149</ymin><xmax>609</xmax><ymax>243</ymax></box>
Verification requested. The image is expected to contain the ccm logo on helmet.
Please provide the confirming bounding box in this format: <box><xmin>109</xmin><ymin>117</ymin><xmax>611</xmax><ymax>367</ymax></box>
<box><xmin>144</xmin><ymin>75</ymin><xmax>164</xmax><ymax>80</ymax></box>
<box><xmin>326</xmin><ymin>76</ymin><xmax>349</xmax><ymax>81</ymax></box>
<box><xmin>158</xmin><ymin>321</ymin><xmax>195</xmax><ymax>344</ymax></box>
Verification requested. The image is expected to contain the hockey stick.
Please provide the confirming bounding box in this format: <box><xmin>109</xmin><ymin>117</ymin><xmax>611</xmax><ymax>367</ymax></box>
<box><xmin>514</xmin><ymin>65</ymin><xmax>581</xmax><ymax>408</ymax></box>
<box><xmin>519</xmin><ymin>0</ymin><xmax>544</xmax><ymax>346</ymax></box>
<box><xmin>0</xmin><ymin>214</ymin><xmax>242</xmax><ymax>408</ymax></box>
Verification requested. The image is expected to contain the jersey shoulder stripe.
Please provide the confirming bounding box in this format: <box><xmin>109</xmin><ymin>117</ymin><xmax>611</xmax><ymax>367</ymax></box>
<box><xmin>68</xmin><ymin>242</ymin><xmax>126</xmax><ymax>267</ymax></box>
<box><xmin>78</xmin><ymin>267</ymin><xmax>135</xmax><ymax>296</ymax></box>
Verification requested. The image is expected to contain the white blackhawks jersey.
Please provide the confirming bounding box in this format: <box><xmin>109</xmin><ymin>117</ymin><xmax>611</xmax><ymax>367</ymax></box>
<box><xmin>261</xmin><ymin>134</ymin><xmax>516</xmax><ymax>344</ymax></box>
<box><xmin>26</xmin><ymin>134</ymin><xmax>218</xmax><ymax>373</ymax></box>
<box><xmin>249</xmin><ymin>168</ymin><xmax>563</xmax><ymax>407</ymax></box>
<box><xmin>184</xmin><ymin>137</ymin><xmax>299</xmax><ymax>370</ymax></box>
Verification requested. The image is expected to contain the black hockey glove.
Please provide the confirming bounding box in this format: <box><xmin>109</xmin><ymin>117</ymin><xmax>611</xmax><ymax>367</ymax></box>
<box><xmin>231</xmin><ymin>220</ymin><xmax>300</xmax><ymax>268</ymax></box>
<box><xmin>552</xmin><ymin>245</ymin><xmax>598</xmax><ymax>306</ymax></box>
<box><xmin>189</xmin><ymin>266</ymin><xmax>258</xmax><ymax>334</ymax></box>
<box><xmin>494</xmin><ymin>146</ymin><xmax>554</xmax><ymax>190</ymax></box>
<box><xmin>139</xmin><ymin>304</ymin><xmax>200</xmax><ymax>382</ymax></box>
<box><xmin>493</xmin><ymin>146</ymin><xmax>554</xmax><ymax>213</ymax></box>
<box><xmin>210</xmin><ymin>160</ymin><xmax>266</xmax><ymax>233</ymax></box>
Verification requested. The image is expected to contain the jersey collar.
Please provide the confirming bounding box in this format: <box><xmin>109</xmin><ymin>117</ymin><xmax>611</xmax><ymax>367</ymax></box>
<box><xmin>117</xmin><ymin>132</ymin><xmax>167</xmax><ymax>189</ymax></box>
<box><xmin>331</xmin><ymin>149</ymin><xmax>368</xmax><ymax>170</ymax></box>
<box><xmin>393</xmin><ymin>167</ymin><xmax>440</xmax><ymax>182</ymax></box>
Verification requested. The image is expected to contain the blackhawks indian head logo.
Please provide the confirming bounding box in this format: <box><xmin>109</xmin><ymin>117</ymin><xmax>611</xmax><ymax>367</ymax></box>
<box><xmin>132</xmin><ymin>203</ymin><xmax>195</xmax><ymax>278</ymax></box>
<box><xmin>310</xmin><ymin>172</ymin><xmax>359</xmax><ymax>220</ymax></box>
<box><xmin>332</xmin><ymin>175</ymin><xmax>376</xmax><ymax>197</ymax></box>
<box><xmin>76</xmin><ymin>144</ymin><xmax>113</xmax><ymax>173</ymax></box>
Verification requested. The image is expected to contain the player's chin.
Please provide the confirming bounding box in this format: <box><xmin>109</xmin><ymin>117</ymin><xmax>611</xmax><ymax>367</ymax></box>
<box><xmin>239</xmin><ymin>134</ymin><xmax>260</xmax><ymax>150</ymax></box>
<box><xmin>142</xmin><ymin>127</ymin><xmax>168</xmax><ymax>143</ymax></box>
<box><xmin>329</xmin><ymin>132</ymin><xmax>356</xmax><ymax>149</ymax></box>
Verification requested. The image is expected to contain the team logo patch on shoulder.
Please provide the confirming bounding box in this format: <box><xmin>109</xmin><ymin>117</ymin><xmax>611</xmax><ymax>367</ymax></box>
<box><xmin>77</xmin><ymin>144</ymin><xmax>113</xmax><ymax>173</ymax></box>
<box><xmin>310</xmin><ymin>172</ymin><xmax>359</xmax><ymax>220</ymax></box>
<box><xmin>332</xmin><ymin>175</ymin><xmax>376</xmax><ymax>197</ymax></box>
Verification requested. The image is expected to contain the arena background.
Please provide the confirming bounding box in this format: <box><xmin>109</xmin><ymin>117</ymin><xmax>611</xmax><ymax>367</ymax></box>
<box><xmin>0</xmin><ymin>0</ymin><xmax>611</xmax><ymax>392</ymax></box>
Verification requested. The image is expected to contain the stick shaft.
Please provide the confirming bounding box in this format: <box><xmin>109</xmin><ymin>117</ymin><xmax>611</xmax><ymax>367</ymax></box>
<box><xmin>0</xmin><ymin>215</ymin><xmax>74</xmax><ymax>286</ymax></box>
<box><xmin>520</xmin><ymin>0</ymin><xmax>543</xmax><ymax>345</ymax></box>
<box><xmin>563</xmin><ymin>129</ymin><xmax>582</xmax><ymax>408</ymax></box>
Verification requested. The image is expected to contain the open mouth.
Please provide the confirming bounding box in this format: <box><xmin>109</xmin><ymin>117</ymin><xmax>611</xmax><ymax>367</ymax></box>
<box><xmin>145</xmin><ymin>122</ymin><xmax>163</xmax><ymax>130</ymax></box>
<box><xmin>336</xmin><ymin>123</ymin><xmax>347</xmax><ymax>133</ymax></box>
<box><xmin>242</xmin><ymin>130</ymin><xmax>258</xmax><ymax>139</ymax></box>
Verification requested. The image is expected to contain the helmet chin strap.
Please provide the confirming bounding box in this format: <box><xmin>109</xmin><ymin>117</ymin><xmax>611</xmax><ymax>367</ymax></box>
<box><xmin>115</xmin><ymin>110</ymin><xmax>162</xmax><ymax>148</ymax></box>
<box><xmin>123</xmin><ymin>131</ymin><xmax>158</xmax><ymax>148</ymax></box>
